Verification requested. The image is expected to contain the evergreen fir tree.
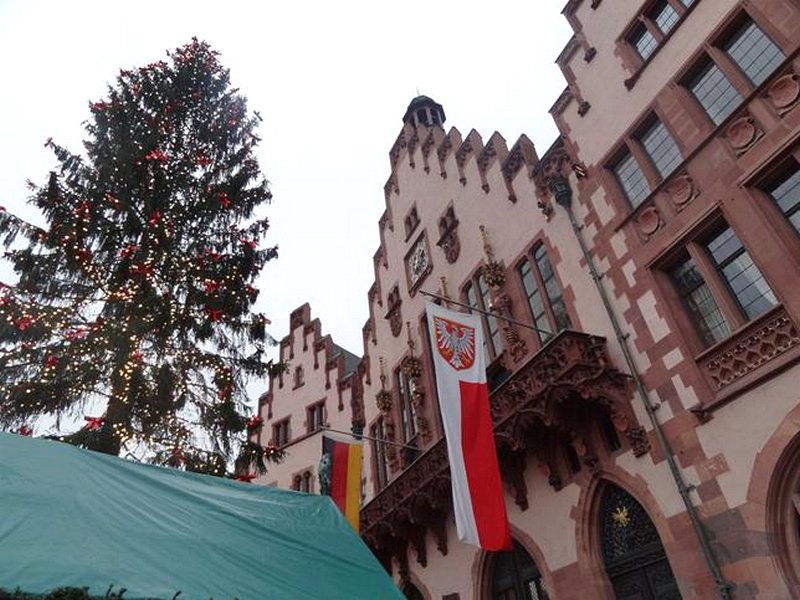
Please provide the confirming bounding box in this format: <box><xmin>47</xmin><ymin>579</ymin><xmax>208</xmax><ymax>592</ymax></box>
<box><xmin>0</xmin><ymin>38</ymin><xmax>283</xmax><ymax>477</ymax></box>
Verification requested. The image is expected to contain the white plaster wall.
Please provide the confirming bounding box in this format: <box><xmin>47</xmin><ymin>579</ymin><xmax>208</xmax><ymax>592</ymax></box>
<box><xmin>565</xmin><ymin>0</ymin><xmax>739</xmax><ymax>166</ymax></box>
<box><xmin>695</xmin><ymin>365</ymin><xmax>800</xmax><ymax>509</ymax></box>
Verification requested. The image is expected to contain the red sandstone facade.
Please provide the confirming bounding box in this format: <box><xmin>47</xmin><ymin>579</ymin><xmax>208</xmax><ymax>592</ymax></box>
<box><xmin>253</xmin><ymin>1</ymin><xmax>800</xmax><ymax>598</ymax></box>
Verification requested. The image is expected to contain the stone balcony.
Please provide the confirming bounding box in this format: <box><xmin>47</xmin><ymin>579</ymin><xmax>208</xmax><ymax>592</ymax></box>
<box><xmin>361</xmin><ymin>329</ymin><xmax>640</xmax><ymax>573</ymax></box>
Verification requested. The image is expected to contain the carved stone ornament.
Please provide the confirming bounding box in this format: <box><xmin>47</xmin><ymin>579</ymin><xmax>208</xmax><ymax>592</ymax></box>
<box><xmin>725</xmin><ymin>115</ymin><xmax>763</xmax><ymax>155</ymax></box>
<box><xmin>636</xmin><ymin>206</ymin><xmax>662</xmax><ymax>238</ymax></box>
<box><xmin>625</xmin><ymin>425</ymin><xmax>650</xmax><ymax>457</ymax></box>
<box><xmin>401</xmin><ymin>356</ymin><xmax>423</xmax><ymax>380</ymax></box>
<box><xmin>386</xmin><ymin>287</ymin><xmax>403</xmax><ymax>338</ymax></box>
<box><xmin>376</xmin><ymin>389</ymin><xmax>393</xmax><ymax>412</ymax></box>
<box><xmin>767</xmin><ymin>71</ymin><xmax>800</xmax><ymax>114</ymax></box>
<box><xmin>482</xmin><ymin>260</ymin><xmax>506</xmax><ymax>289</ymax></box>
<box><xmin>701</xmin><ymin>309</ymin><xmax>800</xmax><ymax>391</ymax></box>
<box><xmin>437</xmin><ymin>206</ymin><xmax>461</xmax><ymax>264</ymax></box>
<box><xmin>665</xmin><ymin>174</ymin><xmax>698</xmax><ymax>210</ymax></box>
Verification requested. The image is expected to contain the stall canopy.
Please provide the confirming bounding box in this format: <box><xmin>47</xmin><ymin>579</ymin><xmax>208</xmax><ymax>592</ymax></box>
<box><xmin>0</xmin><ymin>433</ymin><xmax>404</xmax><ymax>600</ymax></box>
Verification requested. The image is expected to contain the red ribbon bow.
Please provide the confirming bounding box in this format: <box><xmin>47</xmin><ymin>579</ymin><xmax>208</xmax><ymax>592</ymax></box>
<box><xmin>235</xmin><ymin>473</ymin><xmax>257</xmax><ymax>483</ymax></box>
<box><xmin>17</xmin><ymin>425</ymin><xmax>33</xmax><ymax>436</ymax></box>
<box><xmin>206</xmin><ymin>307</ymin><xmax>223</xmax><ymax>322</ymax></box>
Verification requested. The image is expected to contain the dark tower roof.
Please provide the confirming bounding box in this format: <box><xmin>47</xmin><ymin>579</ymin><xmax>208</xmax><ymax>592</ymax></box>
<box><xmin>402</xmin><ymin>95</ymin><xmax>446</xmax><ymax>128</ymax></box>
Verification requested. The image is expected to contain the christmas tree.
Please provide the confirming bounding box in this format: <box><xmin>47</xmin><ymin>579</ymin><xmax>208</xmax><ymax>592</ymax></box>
<box><xmin>0</xmin><ymin>38</ymin><xmax>283</xmax><ymax>477</ymax></box>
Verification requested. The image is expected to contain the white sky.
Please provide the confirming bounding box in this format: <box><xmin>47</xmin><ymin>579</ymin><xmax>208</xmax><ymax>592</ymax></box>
<box><xmin>0</xmin><ymin>1</ymin><xmax>572</xmax><ymax>375</ymax></box>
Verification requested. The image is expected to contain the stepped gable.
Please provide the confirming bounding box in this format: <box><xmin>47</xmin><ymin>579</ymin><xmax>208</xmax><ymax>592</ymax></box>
<box><xmin>476</xmin><ymin>131</ymin><xmax>508</xmax><ymax>193</ymax></box>
<box><xmin>420</xmin><ymin>126</ymin><xmax>445</xmax><ymax>174</ymax></box>
<box><xmin>502</xmin><ymin>134</ymin><xmax>538</xmax><ymax>203</ymax></box>
<box><xmin>455</xmin><ymin>129</ymin><xmax>483</xmax><ymax>186</ymax></box>
<box><xmin>363</xmin><ymin>98</ymin><xmax>544</xmax><ymax>375</ymax></box>
<box><xmin>436</xmin><ymin>127</ymin><xmax>462</xmax><ymax>179</ymax></box>
<box><xmin>269</xmin><ymin>303</ymin><xmax>361</xmax><ymax>416</ymax></box>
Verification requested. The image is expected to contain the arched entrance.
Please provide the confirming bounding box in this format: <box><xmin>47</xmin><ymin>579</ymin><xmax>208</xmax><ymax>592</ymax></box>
<box><xmin>488</xmin><ymin>540</ymin><xmax>549</xmax><ymax>600</ymax></box>
<box><xmin>600</xmin><ymin>484</ymin><xmax>681</xmax><ymax>600</ymax></box>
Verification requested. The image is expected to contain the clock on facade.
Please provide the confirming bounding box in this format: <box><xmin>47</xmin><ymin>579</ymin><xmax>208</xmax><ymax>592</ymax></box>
<box><xmin>407</xmin><ymin>237</ymin><xmax>430</xmax><ymax>289</ymax></box>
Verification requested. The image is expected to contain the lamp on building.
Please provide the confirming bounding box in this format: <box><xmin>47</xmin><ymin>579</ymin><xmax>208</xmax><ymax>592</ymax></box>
<box><xmin>548</xmin><ymin>175</ymin><xmax>573</xmax><ymax>208</ymax></box>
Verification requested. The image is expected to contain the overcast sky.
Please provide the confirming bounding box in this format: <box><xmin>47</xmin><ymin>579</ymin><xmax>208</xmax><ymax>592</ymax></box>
<box><xmin>0</xmin><ymin>1</ymin><xmax>572</xmax><ymax>377</ymax></box>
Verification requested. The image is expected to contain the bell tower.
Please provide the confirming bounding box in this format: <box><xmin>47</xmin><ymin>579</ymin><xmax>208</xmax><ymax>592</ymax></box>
<box><xmin>402</xmin><ymin>95</ymin><xmax>446</xmax><ymax>128</ymax></box>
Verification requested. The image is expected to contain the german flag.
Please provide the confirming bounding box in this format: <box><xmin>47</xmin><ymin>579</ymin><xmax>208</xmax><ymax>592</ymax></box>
<box><xmin>320</xmin><ymin>433</ymin><xmax>363</xmax><ymax>531</ymax></box>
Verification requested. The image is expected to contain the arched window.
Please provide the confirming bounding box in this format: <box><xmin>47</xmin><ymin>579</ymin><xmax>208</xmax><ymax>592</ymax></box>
<box><xmin>600</xmin><ymin>483</ymin><xmax>681</xmax><ymax>599</ymax></box>
<box><xmin>488</xmin><ymin>540</ymin><xmax>549</xmax><ymax>600</ymax></box>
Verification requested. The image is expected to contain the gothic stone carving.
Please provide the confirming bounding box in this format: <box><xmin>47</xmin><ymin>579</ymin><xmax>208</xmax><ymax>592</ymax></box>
<box><xmin>437</xmin><ymin>206</ymin><xmax>460</xmax><ymax>264</ymax></box>
<box><xmin>700</xmin><ymin>309</ymin><xmax>800</xmax><ymax>391</ymax></box>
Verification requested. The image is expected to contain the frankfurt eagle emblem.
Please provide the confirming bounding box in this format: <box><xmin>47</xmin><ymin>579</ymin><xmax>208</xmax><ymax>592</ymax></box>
<box><xmin>433</xmin><ymin>316</ymin><xmax>476</xmax><ymax>371</ymax></box>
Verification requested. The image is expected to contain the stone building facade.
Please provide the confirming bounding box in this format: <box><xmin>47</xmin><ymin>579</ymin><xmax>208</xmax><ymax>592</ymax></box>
<box><xmin>252</xmin><ymin>1</ymin><xmax>800</xmax><ymax>598</ymax></box>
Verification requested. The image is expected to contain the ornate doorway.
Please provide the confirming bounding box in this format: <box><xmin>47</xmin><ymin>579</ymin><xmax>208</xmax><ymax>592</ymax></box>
<box><xmin>600</xmin><ymin>484</ymin><xmax>682</xmax><ymax>600</ymax></box>
<box><xmin>489</xmin><ymin>540</ymin><xmax>549</xmax><ymax>600</ymax></box>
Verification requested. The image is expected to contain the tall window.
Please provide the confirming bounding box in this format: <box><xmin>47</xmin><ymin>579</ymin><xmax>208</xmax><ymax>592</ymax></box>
<box><xmin>613</xmin><ymin>152</ymin><xmax>651</xmax><ymax>209</ymax></box>
<box><xmin>640</xmin><ymin>119</ymin><xmax>682</xmax><ymax>179</ymax></box>
<box><xmin>306</xmin><ymin>401</ymin><xmax>326</xmax><ymax>434</ymax></box>
<box><xmin>668</xmin><ymin>221</ymin><xmax>777</xmax><ymax>347</ymax></box>
<box><xmin>611</xmin><ymin>118</ymin><xmax>682</xmax><ymax>210</ymax></box>
<box><xmin>272</xmin><ymin>418</ymin><xmax>290</xmax><ymax>447</ymax></box>
<box><xmin>706</xmin><ymin>227</ymin><xmax>777</xmax><ymax>319</ymax></box>
<box><xmin>465</xmin><ymin>272</ymin><xmax>503</xmax><ymax>361</ymax></box>
<box><xmin>670</xmin><ymin>256</ymin><xmax>730</xmax><ymax>346</ymax></box>
<box><xmin>652</xmin><ymin>0</ymin><xmax>679</xmax><ymax>35</ymax></box>
<box><xmin>630</xmin><ymin>25</ymin><xmax>658</xmax><ymax>61</ymax></box>
<box><xmin>684</xmin><ymin>16</ymin><xmax>785</xmax><ymax>128</ymax></box>
<box><xmin>370</xmin><ymin>417</ymin><xmax>389</xmax><ymax>490</ymax></box>
<box><xmin>519</xmin><ymin>246</ymin><xmax>571</xmax><ymax>344</ymax></box>
<box><xmin>624</xmin><ymin>0</ymin><xmax>695</xmax><ymax>65</ymax></box>
<box><xmin>687</xmin><ymin>61</ymin><xmax>742</xmax><ymax>125</ymax></box>
<box><xmin>767</xmin><ymin>166</ymin><xmax>800</xmax><ymax>235</ymax></box>
<box><xmin>724</xmin><ymin>19</ymin><xmax>784</xmax><ymax>86</ymax></box>
<box><xmin>396</xmin><ymin>369</ymin><xmax>418</xmax><ymax>443</ymax></box>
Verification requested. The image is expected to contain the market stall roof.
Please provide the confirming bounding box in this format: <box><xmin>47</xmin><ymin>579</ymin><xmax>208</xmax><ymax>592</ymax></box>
<box><xmin>0</xmin><ymin>433</ymin><xmax>404</xmax><ymax>600</ymax></box>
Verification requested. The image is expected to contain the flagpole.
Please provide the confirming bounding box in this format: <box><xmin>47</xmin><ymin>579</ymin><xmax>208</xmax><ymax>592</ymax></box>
<box><xmin>319</xmin><ymin>426</ymin><xmax>420</xmax><ymax>451</ymax></box>
<box><xmin>419</xmin><ymin>289</ymin><xmax>554</xmax><ymax>337</ymax></box>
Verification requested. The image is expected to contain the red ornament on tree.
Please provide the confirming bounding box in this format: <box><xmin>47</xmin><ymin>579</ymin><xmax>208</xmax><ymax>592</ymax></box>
<box><xmin>203</xmin><ymin>279</ymin><xmax>220</xmax><ymax>294</ymax></box>
<box><xmin>217</xmin><ymin>192</ymin><xmax>232</xmax><ymax>209</ymax></box>
<box><xmin>130</xmin><ymin>263</ymin><xmax>154</xmax><ymax>277</ymax></box>
<box><xmin>144</xmin><ymin>149</ymin><xmax>168</xmax><ymax>164</ymax></box>
<box><xmin>234</xmin><ymin>473</ymin><xmax>257</xmax><ymax>483</ymax></box>
<box><xmin>84</xmin><ymin>416</ymin><xmax>106</xmax><ymax>430</ymax></box>
<box><xmin>119</xmin><ymin>244</ymin><xmax>137</xmax><ymax>259</ymax></box>
<box><xmin>206</xmin><ymin>307</ymin><xmax>223</xmax><ymax>322</ymax></box>
<box><xmin>148</xmin><ymin>210</ymin><xmax>161</xmax><ymax>227</ymax></box>
<box><xmin>246</xmin><ymin>415</ymin><xmax>263</xmax><ymax>430</ymax></box>
<box><xmin>15</xmin><ymin>316</ymin><xmax>34</xmax><ymax>331</ymax></box>
<box><xmin>17</xmin><ymin>425</ymin><xmax>33</xmax><ymax>436</ymax></box>
<box><xmin>264</xmin><ymin>442</ymin><xmax>278</xmax><ymax>458</ymax></box>
<box><xmin>44</xmin><ymin>355</ymin><xmax>58</xmax><ymax>368</ymax></box>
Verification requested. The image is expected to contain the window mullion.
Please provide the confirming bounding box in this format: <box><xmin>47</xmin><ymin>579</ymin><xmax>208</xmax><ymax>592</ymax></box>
<box><xmin>686</xmin><ymin>241</ymin><xmax>746</xmax><ymax>330</ymax></box>
<box><xmin>640</xmin><ymin>15</ymin><xmax>664</xmax><ymax>43</ymax></box>
<box><xmin>705</xmin><ymin>45</ymin><xmax>752</xmax><ymax>97</ymax></box>
<box><xmin>533</xmin><ymin>261</ymin><xmax>558</xmax><ymax>336</ymax></box>
<box><xmin>629</xmin><ymin>140</ymin><xmax>662</xmax><ymax>193</ymax></box>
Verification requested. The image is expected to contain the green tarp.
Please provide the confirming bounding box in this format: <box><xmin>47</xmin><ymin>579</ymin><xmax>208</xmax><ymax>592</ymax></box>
<box><xmin>0</xmin><ymin>433</ymin><xmax>403</xmax><ymax>600</ymax></box>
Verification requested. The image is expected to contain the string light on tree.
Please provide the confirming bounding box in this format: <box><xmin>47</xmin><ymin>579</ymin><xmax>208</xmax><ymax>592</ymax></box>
<box><xmin>0</xmin><ymin>38</ymin><xmax>284</xmax><ymax>479</ymax></box>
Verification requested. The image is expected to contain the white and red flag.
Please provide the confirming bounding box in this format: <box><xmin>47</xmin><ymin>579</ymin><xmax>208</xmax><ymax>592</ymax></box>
<box><xmin>425</xmin><ymin>302</ymin><xmax>511</xmax><ymax>551</ymax></box>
